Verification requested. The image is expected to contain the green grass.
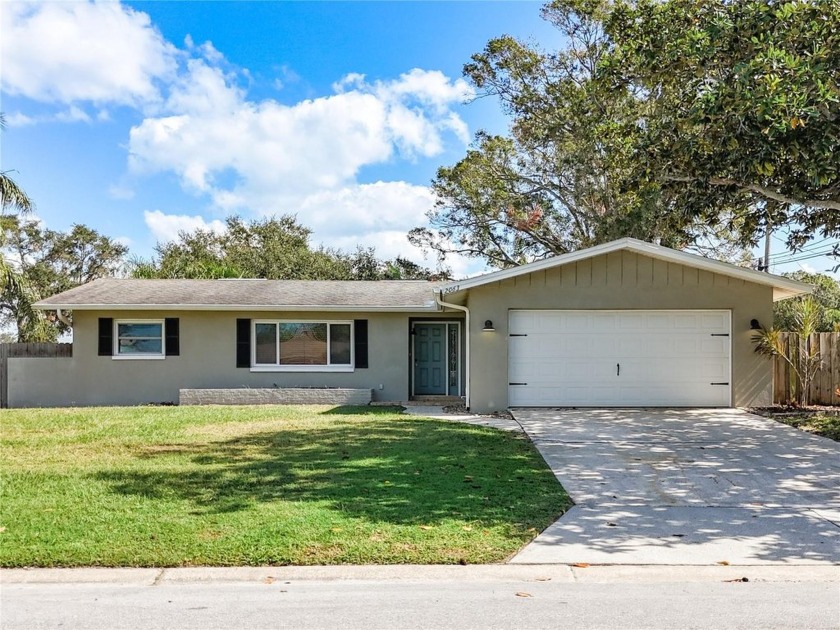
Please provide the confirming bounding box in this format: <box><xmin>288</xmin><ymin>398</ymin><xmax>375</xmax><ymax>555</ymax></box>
<box><xmin>773</xmin><ymin>412</ymin><xmax>840</xmax><ymax>442</ymax></box>
<box><xmin>0</xmin><ymin>405</ymin><xmax>569</xmax><ymax>567</ymax></box>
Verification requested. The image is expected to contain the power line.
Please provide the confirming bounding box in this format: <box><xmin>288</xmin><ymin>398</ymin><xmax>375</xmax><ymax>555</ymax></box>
<box><xmin>772</xmin><ymin>248</ymin><xmax>838</xmax><ymax>265</ymax></box>
<box><xmin>768</xmin><ymin>238</ymin><xmax>834</xmax><ymax>260</ymax></box>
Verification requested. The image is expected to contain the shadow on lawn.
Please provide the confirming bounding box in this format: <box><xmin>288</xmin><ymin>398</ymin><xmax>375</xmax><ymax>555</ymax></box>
<box><xmin>94</xmin><ymin>419</ymin><xmax>567</xmax><ymax>527</ymax></box>
<box><xmin>317</xmin><ymin>405</ymin><xmax>406</xmax><ymax>416</ymax></box>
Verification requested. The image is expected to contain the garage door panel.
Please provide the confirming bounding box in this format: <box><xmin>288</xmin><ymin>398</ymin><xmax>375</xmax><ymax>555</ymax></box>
<box><xmin>617</xmin><ymin>313</ymin><xmax>646</xmax><ymax>330</ymax></box>
<box><xmin>673</xmin><ymin>313</ymin><xmax>703</xmax><ymax>328</ymax></box>
<box><xmin>591</xmin><ymin>313</ymin><xmax>618</xmax><ymax>330</ymax></box>
<box><xmin>702</xmin><ymin>312</ymin><xmax>729</xmax><ymax>328</ymax></box>
<box><xmin>562</xmin><ymin>313</ymin><xmax>596</xmax><ymax>332</ymax></box>
<box><xmin>508</xmin><ymin>310</ymin><xmax>731</xmax><ymax>407</ymax></box>
<box><xmin>648</xmin><ymin>313</ymin><xmax>676</xmax><ymax>329</ymax></box>
<box><xmin>699</xmin><ymin>337</ymin><xmax>729</xmax><ymax>354</ymax></box>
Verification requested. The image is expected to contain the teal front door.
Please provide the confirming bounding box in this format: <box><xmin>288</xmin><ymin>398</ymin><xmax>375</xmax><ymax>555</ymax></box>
<box><xmin>414</xmin><ymin>323</ymin><xmax>447</xmax><ymax>395</ymax></box>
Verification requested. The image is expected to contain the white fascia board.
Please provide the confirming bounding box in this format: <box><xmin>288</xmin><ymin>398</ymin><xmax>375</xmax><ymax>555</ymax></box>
<box><xmin>439</xmin><ymin>237</ymin><xmax>812</xmax><ymax>302</ymax></box>
<box><xmin>33</xmin><ymin>303</ymin><xmax>441</xmax><ymax>312</ymax></box>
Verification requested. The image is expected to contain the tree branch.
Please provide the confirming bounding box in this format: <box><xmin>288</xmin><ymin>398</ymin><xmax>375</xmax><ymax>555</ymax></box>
<box><xmin>663</xmin><ymin>174</ymin><xmax>840</xmax><ymax>211</ymax></box>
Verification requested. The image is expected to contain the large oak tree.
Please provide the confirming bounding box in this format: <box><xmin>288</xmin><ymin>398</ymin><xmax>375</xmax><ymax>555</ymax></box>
<box><xmin>412</xmin><ymin>0</ymin><xmax>839</xmax><ymax>268</ymax></box>
<box><xmin>132</xmin><ymin>215</ymin><xmax>446</xmax><ymax>281</ymax></box>
<box><xmin>1</xmin><ymin>219</ymin><xmax>128</xmax><ymax>341</ymax></box>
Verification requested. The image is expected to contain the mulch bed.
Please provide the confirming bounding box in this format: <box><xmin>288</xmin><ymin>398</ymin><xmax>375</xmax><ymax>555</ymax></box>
<box><xmin>442</xmin><ymin>404</ymin><xmax>514</xmax><ymax>420</ymax></box>
<box><xmin>750</xmin><ymin>405</ymin><xmax>840</xmax><ymax>417</ymax></box>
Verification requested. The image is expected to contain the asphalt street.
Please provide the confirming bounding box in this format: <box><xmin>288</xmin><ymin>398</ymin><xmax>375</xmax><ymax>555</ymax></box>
<box><xmin>4</xmin><ymin>579</ymin><xmax>839</xmax><ymax>630</ymax></box>
<box><xmin>2</xmin><ymin>567</ymin><xmax>839</xmax><ymax>630</ymax></box>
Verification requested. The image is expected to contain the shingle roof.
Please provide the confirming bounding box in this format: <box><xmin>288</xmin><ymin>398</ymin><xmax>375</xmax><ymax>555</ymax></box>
<box><xmin>34</xmin><ymin>278</ymin><xmax>442</xmax><ymax>312</ymax></box>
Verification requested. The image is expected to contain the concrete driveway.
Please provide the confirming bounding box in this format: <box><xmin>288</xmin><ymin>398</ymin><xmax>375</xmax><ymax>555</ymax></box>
<box><xmin>510</xmin><ymin>408</ymin><xmax>840</xmax><ymax>565</ymax></box>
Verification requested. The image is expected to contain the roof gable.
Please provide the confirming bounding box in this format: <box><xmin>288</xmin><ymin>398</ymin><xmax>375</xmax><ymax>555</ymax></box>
<box><xmin>440</xmin><ymin>238</ymin><xmax>811</xmax><ymax>301</ymax></box>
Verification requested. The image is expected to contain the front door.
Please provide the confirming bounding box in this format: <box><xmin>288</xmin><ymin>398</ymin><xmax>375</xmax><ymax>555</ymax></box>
<box><xmin>414</xmin><ymin>323</ymin><xmax>447</xmax><ymax>395</ymax></box>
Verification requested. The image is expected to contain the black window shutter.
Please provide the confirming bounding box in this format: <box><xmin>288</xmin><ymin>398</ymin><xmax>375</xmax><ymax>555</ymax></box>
<box><xmin>236</xmin><ymin>318</ymin><xmax>251</xmax><ymax>368</ymax></box>
<box><xmin>98</xmin><ymin>318</ymin><xmax>113</xmax><ymax>356</ymax></box>
<box><xmin>164</xmin><ymin>318</ymin><xmax>180</xmax><ymax>356</ymax></box>
<box><xmin>354</xmin><ymin>319</ymin><xmax>368</xmax><ymax>369</ymax></box>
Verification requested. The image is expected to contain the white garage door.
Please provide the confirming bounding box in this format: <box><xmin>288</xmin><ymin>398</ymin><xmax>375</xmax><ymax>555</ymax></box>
<box><xmin>508</xmin><ymin>310</ymin><xmax>731</xmax><ymax>407</ymax></box>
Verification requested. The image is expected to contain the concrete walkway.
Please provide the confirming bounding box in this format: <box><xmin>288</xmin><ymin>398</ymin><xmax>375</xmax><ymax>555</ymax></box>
<box><xmin>510</xmin><ymin>408</ymin><xmax>840</xmax><ymax>565</ymax></box>
<box><xmin>402</xmin><ymin>405</ymin><xmax>523</xmax><ymax>432</ymax></box>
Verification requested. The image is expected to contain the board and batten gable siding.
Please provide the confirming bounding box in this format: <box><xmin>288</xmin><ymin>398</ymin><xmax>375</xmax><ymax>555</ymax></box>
<box><xmin>463</xmin><ymin>250</ymin><xmax>773</xmax><ymax>412</ymax></box>
<box><xmin>7</xmin><ymin>309</ymin><xmax>447</xmax><ymax>407</ymax></box>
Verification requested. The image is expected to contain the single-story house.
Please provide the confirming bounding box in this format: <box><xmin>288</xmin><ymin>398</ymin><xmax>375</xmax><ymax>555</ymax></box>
<box><xmin>9</xmin><ymin>238</ymin><xmax>809</xmax><ymax>412</ymax></box>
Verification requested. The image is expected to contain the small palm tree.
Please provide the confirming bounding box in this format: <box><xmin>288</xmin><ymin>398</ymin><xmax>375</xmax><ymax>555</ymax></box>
<box><xmin>0</xmin><ymin>171</ymin><xmax>33</xmax><ymax>214</ymax></box>
<box><xmin>752</xmin><ymin>297</ymin><xmax>822</xmax><ymax>406</ymax></box>
<box><xmin>0</xmin><ymin>114</ymin><xmax>33</xmax><ymax>215</ymax></box>
<box><xmin>0</xmin><ymin>113</ymin><xmax>51</xmax><ymax>342</ymax></box>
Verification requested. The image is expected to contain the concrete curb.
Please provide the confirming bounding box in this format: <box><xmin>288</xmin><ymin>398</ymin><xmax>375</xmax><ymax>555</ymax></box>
<box><xmin>2</xmin><ymin>564</ymin><xmax>838</xmax><ymax>585</ymax></box>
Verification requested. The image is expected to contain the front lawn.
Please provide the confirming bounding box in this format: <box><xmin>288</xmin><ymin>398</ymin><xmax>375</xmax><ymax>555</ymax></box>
<box><xmin>0</xmin><ymin>405</ymin><xmax>569</xmax><ymax>567</ymax></box>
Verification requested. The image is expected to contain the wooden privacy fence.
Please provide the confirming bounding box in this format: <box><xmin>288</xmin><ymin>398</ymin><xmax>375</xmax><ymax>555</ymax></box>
<box><xmin>773</xmin><ymin>332</ymin><xmax>840</xmax><ymax>406</ymax></box>
<box><xmin>0</xmin><ymin>342</ymin><xmax>72</xmax><ymax>408</ymax></box>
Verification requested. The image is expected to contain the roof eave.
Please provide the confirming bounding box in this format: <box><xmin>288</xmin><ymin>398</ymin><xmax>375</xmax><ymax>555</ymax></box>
<box><xmin>773</xmin><ymin>285</ymin><xmax>813</xmax><ymax>302</ymax></box>
<box><xmin>33</xmin><ymin>303</ymin><xmax>442</xmax><ymax>313</ymax></box>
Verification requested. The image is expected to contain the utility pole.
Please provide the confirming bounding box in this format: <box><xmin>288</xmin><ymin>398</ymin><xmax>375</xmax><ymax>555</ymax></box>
<box><xmin>763</xmin><ymin>221</ymin><xmax>772</xmax><ymax>273</ymax></box>
<box><xmin>762</xmin><ymin>203</ymin><xmax>775</xmax><ymax>273</ymax></box>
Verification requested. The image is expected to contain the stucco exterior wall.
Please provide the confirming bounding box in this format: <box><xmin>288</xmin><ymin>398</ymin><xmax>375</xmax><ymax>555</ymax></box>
<box><xmin>463</xmin><ymin>250</ymin><xmax>774</xmax><ymax>413</ymax></box>
<box><xmin>8</xmin><ymin>310</ymin><xmax>458</xmax><ymax>408</ymax></box>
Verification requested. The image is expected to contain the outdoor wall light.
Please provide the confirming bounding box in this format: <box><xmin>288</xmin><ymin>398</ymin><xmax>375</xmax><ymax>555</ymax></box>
<box><xmin>750</xmin><ymin>319</ymin><xmax>762</xmax><ymax>330</ymax></box>
<box><xmin>482</xmin><ymin>320</ymin><xmax>495</xmax><ymax>332</ymax></box>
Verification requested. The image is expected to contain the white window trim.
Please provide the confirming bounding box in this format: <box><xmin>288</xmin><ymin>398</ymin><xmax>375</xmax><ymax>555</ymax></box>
<box><xmin>250</xmin><ymin>319</ymin><xmax>354</xmax><ymax>372</ymax></box>
<box><xmin>112</xmin><ymin>318</ymin><xmax>166</xmax><ymax>360</ymax></box>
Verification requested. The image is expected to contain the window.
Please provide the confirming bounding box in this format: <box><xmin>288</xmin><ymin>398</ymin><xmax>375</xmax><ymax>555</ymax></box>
<box><xmin>114</xmin><ymin>320</ymin><xmax>165</xmax><ymax>359</ymax></box>
<box><xmin>252</xmin><ymin>321</ymin><xmax>353</xmax><ymax>371</ymax></box>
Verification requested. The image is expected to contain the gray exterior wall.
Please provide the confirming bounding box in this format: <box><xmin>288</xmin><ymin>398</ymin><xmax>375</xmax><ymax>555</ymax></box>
<box><xmin>462</xmin><ymin>250</ymin><xmax>773</xmax><ymax>413</ymax></box>
<box><xmin>8</xmin><ymin>310</ymin><xmax>461</xmax><ymax>408</ymax></box>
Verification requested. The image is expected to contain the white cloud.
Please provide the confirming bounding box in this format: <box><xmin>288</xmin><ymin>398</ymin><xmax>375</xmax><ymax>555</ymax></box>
<box><xmin>127</xmin><ymin>63</ymin><xmax>472</xmax><ymax>203</ymax></box>
<box><xmin>272</xmin><ymin>65</ymin><xmax>301</xmax><ymax>91</ymax></box>
<box><xmin>143</xmin><ymin>210</ymin><xmax>226</xmax><ymax>243</ymax></box>
<box><xmin>4</xmin><ymin>107</ymin><xmax>92</xmax><ymax>127</ymax></box>
<box><xmin>54</xmin><ymin>106</ymin><xmax>92</xmax><ymax>124</ymax></box>
<box><xmin>128</xmin><ymin>62</ymin><xmax>474</xmax><ymax>268</ymax></box>
<box><xmin>327</xmin><ymin>229</ymin><xmax>436</xmax><ymax>263</ymax></box>
<box><xmin>108</xmin><ymin>184</ymin><xmax>135</xmax><ymax>200</ymax></box>
<box><xmin>3</xmin><ymin>112</ymin><xmax>36</xmax><ymax>127</ymax></box>
<box><xmin>3</xmin><ymin>0</ymin><xmax>480</xmax><ymax>277</ymax></box>
<box><xmin>1</xmin><ymin>1</ymin><xmax>177</xmax><ymax>106</ymax></box>
<box><xmin>298</xmin><ymin>181</ymin><xmax>434</xmax><ymax>237</ymax></box>
<box><xmin>325</xmin><ymin>229</ymin><xmax>479</xmax><ymax>279</ymax></box>
<box><xmin>129</xmin><ymin>59</ymin><xmax>470</xmax><ymax>269</ymax></box>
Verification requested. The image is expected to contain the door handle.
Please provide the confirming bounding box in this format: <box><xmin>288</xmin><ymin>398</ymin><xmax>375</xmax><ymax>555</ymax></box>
<box><xmin>617</xmin><ymin>363</ymin><xmax>620</xmax><ymax>376</ymax></box>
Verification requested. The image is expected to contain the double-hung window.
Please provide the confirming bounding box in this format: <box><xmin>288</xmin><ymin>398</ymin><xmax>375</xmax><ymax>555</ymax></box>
<box><xmin>252</xmin><ymin>321</ymin><xmax>353</xmax><ymax>371</ymax></box>
<box><xmin>114</xmin><ymin>320</ymin><xmax>165</xmax><ymax>359</ymax></box>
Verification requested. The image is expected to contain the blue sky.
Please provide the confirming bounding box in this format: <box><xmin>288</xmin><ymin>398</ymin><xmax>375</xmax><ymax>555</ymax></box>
<box><xmin>1</xmin><ymin>1</ymin><xmax>836</xmax><ymax>278</ymax></box>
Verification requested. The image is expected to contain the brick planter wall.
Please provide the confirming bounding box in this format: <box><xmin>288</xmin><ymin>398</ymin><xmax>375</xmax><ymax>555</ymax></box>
<box><xmin>179</xmin><ymin>387</ymin><xmax>372</xmax><ymax>406</ymax></box>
